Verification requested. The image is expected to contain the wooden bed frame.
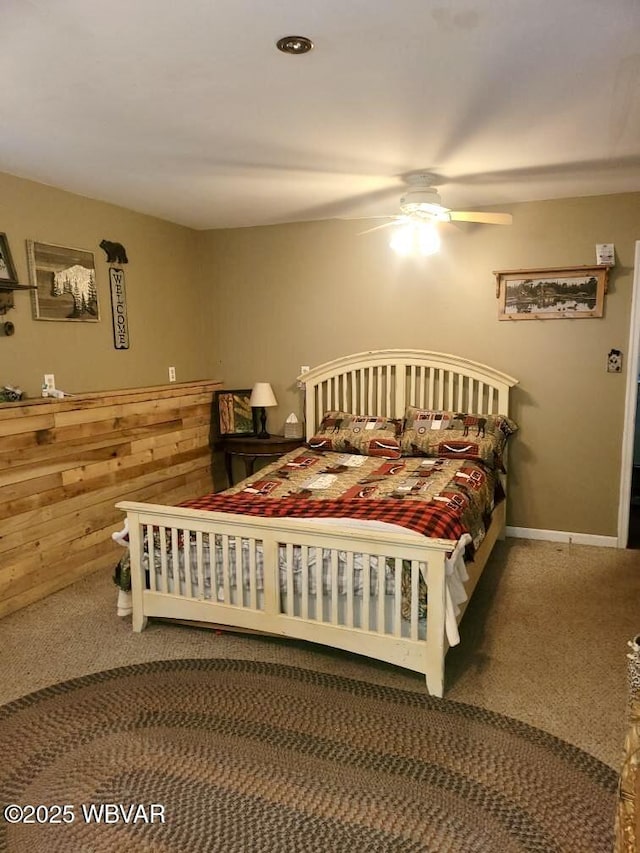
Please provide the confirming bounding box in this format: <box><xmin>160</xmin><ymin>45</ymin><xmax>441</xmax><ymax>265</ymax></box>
<box><xmin>116</xmin><ymin>349</ymin><xmax>517</xmax><ymax>696</ymax></box>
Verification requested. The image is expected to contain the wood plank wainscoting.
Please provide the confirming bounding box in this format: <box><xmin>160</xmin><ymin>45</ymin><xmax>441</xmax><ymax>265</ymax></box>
<box><xmin>0</xmin><ymin>379</ymin><xmax>222</xmax><ymax>619</ymax></box>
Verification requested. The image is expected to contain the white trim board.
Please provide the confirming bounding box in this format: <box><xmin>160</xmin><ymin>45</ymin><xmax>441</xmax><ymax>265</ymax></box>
<box><xmin>617</xmin><ymin>239</ymin><xmax>640</xmax><ymax>547</ymax></box>
<box><xmin>506</xmin><ymin>526</ymin><xmax>618</xmax><ymax>548</ymax></box>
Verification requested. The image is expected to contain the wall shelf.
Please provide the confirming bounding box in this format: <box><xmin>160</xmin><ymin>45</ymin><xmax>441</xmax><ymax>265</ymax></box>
<box><xmin>0</xmin><ymin>282</ymin><xmax>36</xmax><ymax>314</ymax></box>
<box><xmin>0</xmin><ymin>283</ymin><xmax>36</xmax><ymax>291</ymax></box>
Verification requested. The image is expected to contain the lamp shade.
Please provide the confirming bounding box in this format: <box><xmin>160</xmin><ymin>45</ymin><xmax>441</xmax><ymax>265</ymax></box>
<box><xmin>250</xmin><ymin>382</ymin><xmax>277</xmax><ymax>408</ymax></box>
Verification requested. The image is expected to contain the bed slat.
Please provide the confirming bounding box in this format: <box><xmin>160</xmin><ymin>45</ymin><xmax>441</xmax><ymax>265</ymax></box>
<box><xmin>362</xmin><ymin>555</ymin><xmax>371</xmax><ymax>631</ymax></box>
<box><xmin>330</xmin><ymin>549</ymin><xmax>339</xmax><ymax>624</ymax></box>
<box><xmin>221</xmin><ymin>536</ymin><xmax>230</xmax><ymax>604</ymax></box>
<box><xmin>393</xmin><ymin>558</ymin><xmax>402</xmax><ymax>637</ymax></box>
<box><xmin>146</xmin><ymin>524</ymin><xmax>156</xmax><ymax>592</ymax></box>
<box><xmin>377</xmin><ymin>555</ymin><xmax>386</xmax><ymax>634</ymax></box>
<box><xmin>285</xmin><ymin>543</ymin><xmax>294</xmax><ymax>615</ymax></box>
<box><xmin>159</xmin><ymin>527</ymin><xmax>167</xmax><ymax>593</ymax></box>
<box><xmin>195</xmin><ymin>531</ymin><xmax>204</xmax><ymax>599</ymax></box>
<box><xmin>248</xmin><ymin>540</ymin><xmax>257</xmax><ymax>610</ymax></box>
<box><xmin>182</xmin><ymin>529</ymin><xmax>192</xmax><ymax>598</ymax></box>
<box><xmin>346</xmin><ymin>551</ymin><xmax>355</xmax><ymax>628</ymax></box>
<box><xmin>410</xmin><ymin>560</ymin><xmax>419</xmax><ymax>641</ymax></box>
<box><xmin>301</xmin><ymin>545</ymin><xmax>309</xmax><ymax>620</ymax></box>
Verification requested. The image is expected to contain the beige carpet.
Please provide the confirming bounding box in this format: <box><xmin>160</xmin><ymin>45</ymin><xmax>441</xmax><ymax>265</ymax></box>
<box><xmin>1</xmin><ymin>537</ymin><xmax>638</xmax><ymax>769</ymax></box>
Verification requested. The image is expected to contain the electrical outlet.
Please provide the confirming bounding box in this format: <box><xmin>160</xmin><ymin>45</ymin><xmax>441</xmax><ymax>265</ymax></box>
<box><xmin>297</xmin><ymin>365</ymin><xmax>310</xmax><ymax>390</ymax></box>
<box><xmin>43</xmin><ymin>374</ymin><xmax>55</xmax><ymax>391</ymax></box>
<box><xmin>168</xmin><ymin>366</ymin><xmax>176</xmax><ymax>382</ymax></box>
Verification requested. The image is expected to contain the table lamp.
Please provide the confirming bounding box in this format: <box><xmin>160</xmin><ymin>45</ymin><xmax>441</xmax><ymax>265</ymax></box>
<box><xmin>250</xmin><ymin>382</ymin><xmax>277</xmax><ymax>439</ymax></box>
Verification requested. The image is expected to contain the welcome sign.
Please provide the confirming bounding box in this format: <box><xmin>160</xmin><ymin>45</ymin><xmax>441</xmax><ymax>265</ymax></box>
<box><xmin>109</xmin><ymin>267</ymin><xmax>129</xmax><ymax>349</ymax></box>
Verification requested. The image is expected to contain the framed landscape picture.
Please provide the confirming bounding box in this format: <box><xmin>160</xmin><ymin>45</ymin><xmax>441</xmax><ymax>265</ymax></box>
<box><xmin>214</xmin><ymin>389</ymin><xmax>256</xmax><ymax>436</ymax></box>
<box><xmin>28</xmin><ymin>240</ymin><xmax>99</xmax><ymax>321</ymax></box>
<box><xmin>494</xmin><ymin>265</ymin><xmax>610</xmax><ymax>320</ymax></box>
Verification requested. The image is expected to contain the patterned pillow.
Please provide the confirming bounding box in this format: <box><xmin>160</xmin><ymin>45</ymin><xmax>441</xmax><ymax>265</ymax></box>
<box><xmin>400</xmin><ymin>408</ymin><xmax>518</xmax><ymax>468</ymax></box>
<box><xmin>308</xmin><ymin>411</ymin><xmax>403</xmax><ymax>458</ymax></box>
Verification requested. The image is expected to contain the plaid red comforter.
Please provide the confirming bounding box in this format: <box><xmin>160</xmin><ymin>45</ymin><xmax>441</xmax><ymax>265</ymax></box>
<box><xmin>182</xmin><ymin>493</ymin><xmax>466</xmax><ymax>541</ymax></box>
<box><xmin>180</xmin><ymin>448</ymin><xmax>500</xmax><ymax>546</ymax></box>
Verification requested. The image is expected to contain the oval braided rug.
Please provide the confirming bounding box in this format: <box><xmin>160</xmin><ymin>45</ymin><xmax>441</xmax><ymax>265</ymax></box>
<box><xmin>0</xmin><ymin>659</ymin><xmax>616</xmax><ymax>853</ymax></box>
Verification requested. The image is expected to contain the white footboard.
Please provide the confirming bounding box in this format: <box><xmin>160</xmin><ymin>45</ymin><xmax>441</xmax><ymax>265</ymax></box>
<box><xmin>116</xmin><ymin>500</ymin><xmax>457</xmax><ymax>696</ymax></box>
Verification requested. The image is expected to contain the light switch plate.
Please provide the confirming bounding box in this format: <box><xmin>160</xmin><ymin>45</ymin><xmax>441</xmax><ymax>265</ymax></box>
<box><xmin>596</xmin><ymin>243</ymin><xmax>615</xmax><ymax>265</ymax></box>
<box><xmin>43</xmin><ymin>373</ymin><xmax>55</xmax><ymax>391</ymax></box>
<box><xmin>607</xmin><ymin>349</ymin><xmax>622</xmax><ymax>372</ymax></box>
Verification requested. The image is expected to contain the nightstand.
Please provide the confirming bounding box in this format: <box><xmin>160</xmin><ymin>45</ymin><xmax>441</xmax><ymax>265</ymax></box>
<box><xmin>222</xmin><ymin>434</ymin><xmax>305</xmax><ymax>486</ymax></box>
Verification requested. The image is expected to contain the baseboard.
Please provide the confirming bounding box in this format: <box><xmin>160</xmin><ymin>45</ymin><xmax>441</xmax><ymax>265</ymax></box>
<box><xmin>505</xmin><ymin>526</ymin><xmax>619</xmax><ymax>549</ymax></box>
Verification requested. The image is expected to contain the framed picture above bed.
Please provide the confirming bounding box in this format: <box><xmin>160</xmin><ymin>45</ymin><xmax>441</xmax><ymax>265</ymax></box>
<box><xmin>213</xmin><ymin>389</ymin><xmax>256</xmax><ymax>437</ymax></box>
<box><xmin>493</xmin><ymin>264</ymin><xmax>610</xmax><ymax>320</ymax></box>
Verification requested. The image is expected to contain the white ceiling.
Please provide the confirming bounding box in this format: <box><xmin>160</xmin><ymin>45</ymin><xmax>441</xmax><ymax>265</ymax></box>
<box><xmin>3</xmin><ymin>0</ymin><xmax>640</xmax><ymax>230</ymax></box>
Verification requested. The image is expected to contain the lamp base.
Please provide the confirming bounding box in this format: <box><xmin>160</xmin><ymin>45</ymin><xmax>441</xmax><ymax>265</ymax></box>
<box><xmin>256</xmin><ymin>407</ymin><xmax>270</xmax><ymax>439</ymax></box>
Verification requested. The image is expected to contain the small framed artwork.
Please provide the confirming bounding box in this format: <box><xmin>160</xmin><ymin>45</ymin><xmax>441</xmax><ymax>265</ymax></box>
<box><xmin>0</xmin><ymin>233</ymin><xmax>18</xmax><ymax>285</ymax></box>
<box><xmin>28</xmin><ymin>240</ymin><xmax>99</xmax><ymax>321</ymax></box>
<box><xmin>494</xmin><ymin>265</ymin><xmax>610</xmax><ymax>320</ymax></box>
<box><xmin>214</xmin><ymin>389</ymin><xmax>256</xmax><ymax>437</ymax></box>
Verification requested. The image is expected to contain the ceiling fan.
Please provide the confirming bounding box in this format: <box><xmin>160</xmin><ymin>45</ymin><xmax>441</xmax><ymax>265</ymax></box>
<box><xmin>359</xmin><ymin>173</ymin><xmax>513</xmax><ymax>235</ymax></box>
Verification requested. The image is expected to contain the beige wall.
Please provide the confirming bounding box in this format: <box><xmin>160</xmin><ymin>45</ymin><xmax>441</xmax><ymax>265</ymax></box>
<box><xmin>0</xmin><ymin>171</ymin><xmax>209</xmax><ymax>397</ymax></box>
<box><xmin>2</xmin><ymin>167</ymin><xmax>637</xmax><ymax>537</ymax></box>
<box><xmin>198</xmin><ymin>194</ymin><xmax>640</xmax><ymax>537</ymax></box>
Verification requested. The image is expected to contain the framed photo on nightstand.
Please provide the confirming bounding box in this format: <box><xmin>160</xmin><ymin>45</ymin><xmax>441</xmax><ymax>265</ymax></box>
<box><xmin>214</xmin><ymin>389</ymin><xmax>257</xmax><ymax>437</ymax></box>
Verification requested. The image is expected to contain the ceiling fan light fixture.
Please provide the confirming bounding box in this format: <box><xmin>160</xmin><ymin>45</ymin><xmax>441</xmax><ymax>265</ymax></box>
<box><xmin>276</xmin><ymin>35</ymin><xmax>314</xmax><ymax>54</ymax></box>
<box><xmin>390</xmin><ymin>221</ymin><xmax>440</xmax><ymax>256</ymax></box>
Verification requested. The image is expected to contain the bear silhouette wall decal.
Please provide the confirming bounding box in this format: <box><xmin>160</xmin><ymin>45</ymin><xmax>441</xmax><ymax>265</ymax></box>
<box><xmin>99</xmin><ymin>239</ymin><xmax>128</xmax><ymax>265</ymax></box>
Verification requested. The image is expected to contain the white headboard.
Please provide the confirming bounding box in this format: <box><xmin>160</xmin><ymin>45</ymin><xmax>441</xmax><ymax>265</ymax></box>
<box><xmin>298</xmin><ymin>349</ymin><xmax>518</xmax><ymax>440</ymax></box>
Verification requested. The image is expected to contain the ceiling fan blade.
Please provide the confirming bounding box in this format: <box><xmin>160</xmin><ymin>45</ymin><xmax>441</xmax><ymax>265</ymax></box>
<box><xmin>357</xmin><ymin>217</ymin><xmax>407</xmax><ymax>235</ymax></box>
<box><xmin>448</xmin><ymin>211</ymin><xmax>513</xmax><ymax>225</ymax></box>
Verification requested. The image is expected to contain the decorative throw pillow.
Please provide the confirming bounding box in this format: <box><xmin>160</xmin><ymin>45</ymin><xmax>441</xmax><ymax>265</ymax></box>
<box><xmin>308</xmin><ymin>411</ymin><xmax>403</xmax><ymax>458</ymax></box>
<box><xmin>400</xmin><ymin>408</ymin><xmax>518</xmax><ymax>468</ymax></box>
